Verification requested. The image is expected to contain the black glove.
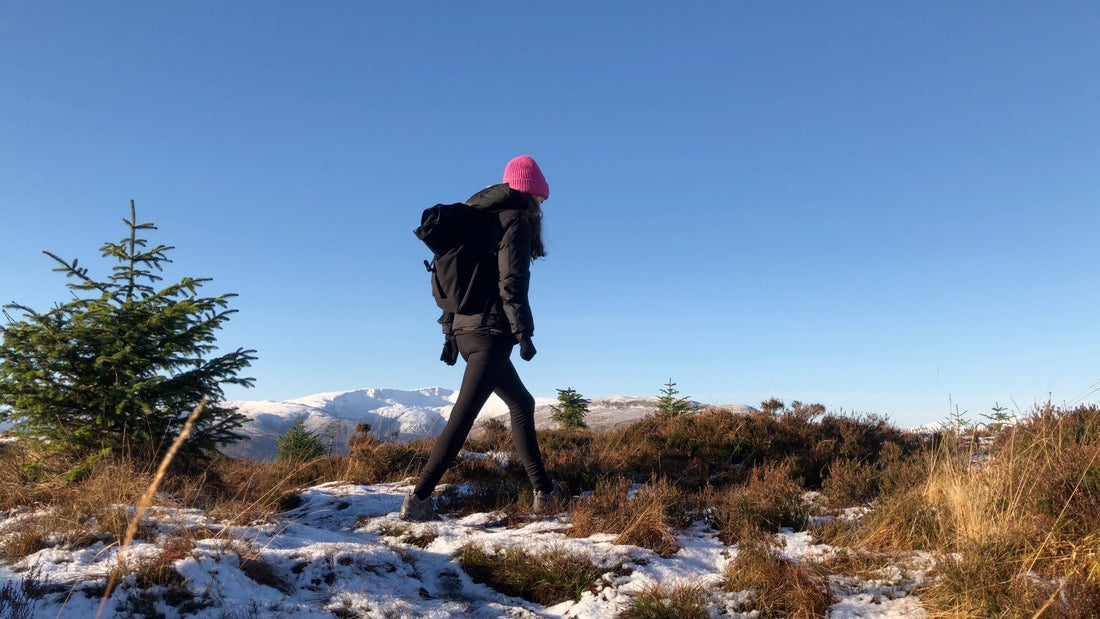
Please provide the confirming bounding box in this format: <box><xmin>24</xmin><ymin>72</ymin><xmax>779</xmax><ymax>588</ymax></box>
<box><xmin>440</xmin><ymin>336</ymin><xmax>458</xmax><ymax>366</ymax></box>
<box><xmin>518</xmin><ymin>336</ymin><xmax>537</xmax><ymax>361</ymax></box>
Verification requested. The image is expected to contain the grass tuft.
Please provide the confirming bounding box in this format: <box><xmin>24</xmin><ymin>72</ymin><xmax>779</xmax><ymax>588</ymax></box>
<box><xmin>706</xmin><ymin>462</ymin><xmax>809</xmax><ymax>545</ymax></box>
<box><xmin>456</xmin><ymin>542</ymin><xmax>606</xmax><ymax>605</ymax></box>
<box><xmin>723</xmin><ymin>535</ymin><xmax>836</xmax><ymax>617</ymax></box>
<box><xmin>617</xmin><ymin>581</ymin><xmax>709</xmax><ymax>618</ymax></box>
<box><xmin>372</xmin><ymin>520</ymin><xmax>438</xmax><ymax>548</ymax></box>
<box><xmin>569</xmin><ymin>477</ymin><xmax>688</xmax><ymax>556</ymax></box>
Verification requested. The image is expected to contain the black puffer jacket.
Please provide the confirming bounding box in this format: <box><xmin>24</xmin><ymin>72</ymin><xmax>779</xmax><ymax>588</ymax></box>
<box><xmin>443</xmin><ymin>184</ymin><xmax>536</xmax><ymax>339</ymax></box>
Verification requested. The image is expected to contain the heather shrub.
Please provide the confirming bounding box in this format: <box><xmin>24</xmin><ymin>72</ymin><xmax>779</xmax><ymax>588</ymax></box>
<box><xmin>820</xmin><ymin>458</ymin><xmax>878</xmax><ymax>507</ymax></box>
<box><xmin>597</xmin><ymin>407</ymin><xmax>755</xmax><ymax>490</ymax></box>
<box><xmin>822</xmin><ymin>441</ymin><xmax>927</xmax><ymax>508</ymax></box>
<box><xmin>591</xmin><ymin>404</ymin><xmax>920</xmax><ymax>495</ymax></box>
<box><xmin>706</xmin><ymin>462</ymin><xmax>808</xmax><ymax>545</ymax></box>
<box><xmin>465</xmin><ymin>417</ymin><xmax>512</xmax><ymax>453</ymax></box>
<box><xmin>536</xmin><ymin>426</ymin><xmax>603</xmax><ymax>490</ymax></box>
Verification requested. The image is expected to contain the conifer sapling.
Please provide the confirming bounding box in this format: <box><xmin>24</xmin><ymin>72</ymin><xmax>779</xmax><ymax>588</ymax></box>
<box><xmin>0</xmin><ymin>200</ymin><xmax>256</xmax><ymax>461</ymax></box>
<box><xmin>551</xmin><ymin>388</ymin><xmax>590</xmax><ymax>429</ymax></box>
<box><xmin>656</xmin><ymin>379</ymin><xmax>692</xmax><ymax>418</ymax></box>
<box><xmin>276</xmin><ymin>418</ymin><xmax>326</xmax><ymax>462</ymax></box>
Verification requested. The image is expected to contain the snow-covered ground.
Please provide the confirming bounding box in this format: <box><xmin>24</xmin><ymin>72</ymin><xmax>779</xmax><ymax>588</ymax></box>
<box><xmin>0</xmin><ymin>477</ymin><xmax>930</xmax><ymax>618</ymax></box>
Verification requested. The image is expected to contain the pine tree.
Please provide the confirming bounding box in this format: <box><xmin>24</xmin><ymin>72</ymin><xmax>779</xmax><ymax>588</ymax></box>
<box><xmin>982</xmin><ymin>402</ymin><xmax>1012</xmax><ymax>434</ymax></box>
<box><xmin>656</xmin><ymin>378</ymin><xmax>692</xmax><ymax>418</ymax></box>
<box><xmin>276</xmin><ymin>418</ymin><xmax>326</xmax><ymax>462</ymax></box>
<box><xmin>0</xmin><ymin>201</ymin><xmax>256</xmax><ymax>461</ymax></box>
<box><xmin>550</xmin><ymin>387</ymin><xmax>590</xmax><ymax>429</ymax></box>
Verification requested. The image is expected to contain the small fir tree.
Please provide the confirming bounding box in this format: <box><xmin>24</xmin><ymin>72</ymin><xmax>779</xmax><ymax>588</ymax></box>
<box><xmin>947</xmin><ymin>401</ymin><xmax>970</xmax><ymax>433</ymax></box>
<box><xmin>276</xmin><ymin>418</ymin><xmax>326</xmax><ymax>462</ymax></box>
<box><xmin>551</xmin><ymin>387</ymin><xmax>590</xmax><ymax>429</ymax></box>
<box><xmin>0</xmin><ymin>201</ymin><xmax>256</xmax><ymax>461</ymax></box>
<box><xmin>982</xmin><ymin>401</ymin><xmax>1012</xmax><ymax>434</ymax></box>
<box><xmin>656</xmin><ymin>379</ymin><xmax>692</xmax><ymax>418</ymax></box>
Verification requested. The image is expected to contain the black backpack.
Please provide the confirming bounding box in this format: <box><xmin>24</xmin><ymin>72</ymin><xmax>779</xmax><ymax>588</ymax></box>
<box><xmin>414</xmin><ymin>203</ymin><xmax>499</xmax><ymax>314</ymax></box>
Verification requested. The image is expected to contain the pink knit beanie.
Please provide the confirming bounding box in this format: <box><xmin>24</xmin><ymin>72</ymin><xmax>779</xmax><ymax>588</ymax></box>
<box><xmin>503</xmin><ymin>155</ymin><xmax>549</xmax><ymax>200</ymax></box>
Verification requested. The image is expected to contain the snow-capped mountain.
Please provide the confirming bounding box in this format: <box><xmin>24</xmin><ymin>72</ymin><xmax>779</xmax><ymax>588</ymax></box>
<box><xmin>222</xmin><ymin>387</ymin><xmax>755</xmax><ymax>462</ymax></box>
<box><xmin>222</xmin><ymin>387</ymin><xmax>457</xmax><ymax>461</ymax></box>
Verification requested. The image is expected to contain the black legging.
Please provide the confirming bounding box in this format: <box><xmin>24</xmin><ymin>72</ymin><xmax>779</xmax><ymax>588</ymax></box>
<box><xmin>414</xmin><ymin>332</ymin><xmax>553</xmax><ymax>499</ymax></box>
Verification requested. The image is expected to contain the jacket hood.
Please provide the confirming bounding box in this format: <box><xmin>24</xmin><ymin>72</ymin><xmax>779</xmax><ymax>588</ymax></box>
<box><xmin>466</xmin><ymin>183</ymin><xmax>534</xmax><ymax>213</ymax></box>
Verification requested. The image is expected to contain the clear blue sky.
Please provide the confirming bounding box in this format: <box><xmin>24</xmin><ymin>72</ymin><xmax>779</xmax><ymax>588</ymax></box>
<box><xmin>3</xmin><ymin>2</ymin><xmax>1098</xmax><ymax>428</ymax></box>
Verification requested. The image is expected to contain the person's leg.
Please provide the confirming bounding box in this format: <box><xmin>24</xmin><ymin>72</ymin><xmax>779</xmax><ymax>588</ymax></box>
<box><xmin>413</xmin><ymin>332</ymin><xmax>512</xmax><ymax>499</ymax></box>
<box><xmin>493</xmin><ymin>351</ymin><xmax>554</xmax><ymax>494</ymax></box>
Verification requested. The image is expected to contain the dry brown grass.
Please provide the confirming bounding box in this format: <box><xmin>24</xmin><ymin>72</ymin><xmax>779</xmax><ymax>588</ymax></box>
<box><xmin>371</xmin><ymin>521</ymin><xmax>438</xmax><ymax>548</ymax></box>
<box><xmin>455</xmin><ymin>542</ymin><xmax>607</xmax><ymax>606</ymax></box>
<box><xmin>835</xmin><ymin>404</ymin><xmax>1100</xmax><ymax>617</ymax></box>
<box><xmin>569</xmin><ymin>477</ymin><xmax>689</xmax><ymax>557</ymax></box>
<box><xmin>617</xmin><ymin>581</ymin><xmax>709</xmax><ymax>619</ymax></box>
<box><xmin>0</xmin><ymin>455</ymin><xmax>162</xmax><ymax>562</ymax></box>
<box><xmin>706</xmin><ymin>462</ymin><xmax>809</xmax><ymax>545</ymax></box>
<box><xmin>109</xmin><ymin>533</ymin><xmax>195</xmax><ymax>590</ymax></box>
<box><xmin>465</xmin><ymin>417</ymin><xmax>513</xmax><ymax>453</ymax></box>
<box><xmin>233</xmin><ymin>541</ymin><xmax>292</xmax><ymax>594</ymax></box>
<box><xmin>0</xmin><ymin>428</ymin><xmax>438</xmax><ymax>569</ymax></box>
<box><xmin>14</xmin><ymin>399</ymin><xmax>1100</xmax><ymax>616</ymax></box>
<box><xmin>723</xmin><ymin>535</ymin><xmax>837</xmax><ymax>618</ymax></box>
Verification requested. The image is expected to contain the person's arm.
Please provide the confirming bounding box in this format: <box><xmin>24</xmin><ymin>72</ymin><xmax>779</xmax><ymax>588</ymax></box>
<box><xmin>497</xmin><ymin>213</ymin><xmax>535</xmax><ymax>355</ymax></box>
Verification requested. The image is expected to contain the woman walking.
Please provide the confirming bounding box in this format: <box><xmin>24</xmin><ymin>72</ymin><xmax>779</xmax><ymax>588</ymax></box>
<box><xmin>401</xmin><ymin>155</ymin><xmax>568</xmax><ymax>521</ymax></box>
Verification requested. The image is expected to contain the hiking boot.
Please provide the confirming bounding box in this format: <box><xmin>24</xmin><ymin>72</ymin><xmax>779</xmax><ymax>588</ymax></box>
<box><xmin>400</xmin><ymin>493</ymin><xmax>438</xmax><ymax>522</ymax></box>
<box><xmin>532</xmin><ymin>482</ymin><xmax>570</xmax><ymax>514</ymax></box>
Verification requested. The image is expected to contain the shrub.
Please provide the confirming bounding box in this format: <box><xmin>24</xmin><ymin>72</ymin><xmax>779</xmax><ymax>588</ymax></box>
<box><xmin>0</xmin><ymin>201</ymin><xmax>255</xmax><ymax>461</ymax></box>
<box><xmin>820</xmin><ymin>458</ymin><xmax>878</xmax><ymax>507</ymax></box>
<box><xmin>536</xmin><ymin>426</ymin><xmax>601</xmax><ymax>490</ymax></box>
<box><xmin>466</xmin><ymin>417</ymin><xmax>512</xmax><ymax>453</ymax></box>
<box><xmin>596</xmin><ymin>407</ymin><xmax>750</xmax><ymax>491</ymax></box>
<box><xmin>706</xmin><ymin>462</ymin><xmax>808</xmax><ymax>545</ymax></box>
<box><xmin>0</xmin><ymin>570</ymin><xmax>42</xmax><ymax>619</ymax></box>
<box><xmin>592</xmin><ymin>404</ymin><xmax>921</xmax><ymax>495</ymax></box>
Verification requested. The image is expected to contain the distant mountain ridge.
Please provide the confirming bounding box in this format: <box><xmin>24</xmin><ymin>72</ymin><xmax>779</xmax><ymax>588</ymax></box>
<box><xmin>222</xmin><ymin>387</ymin><xmax>755</xmax><ymax>462</ymax></box>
